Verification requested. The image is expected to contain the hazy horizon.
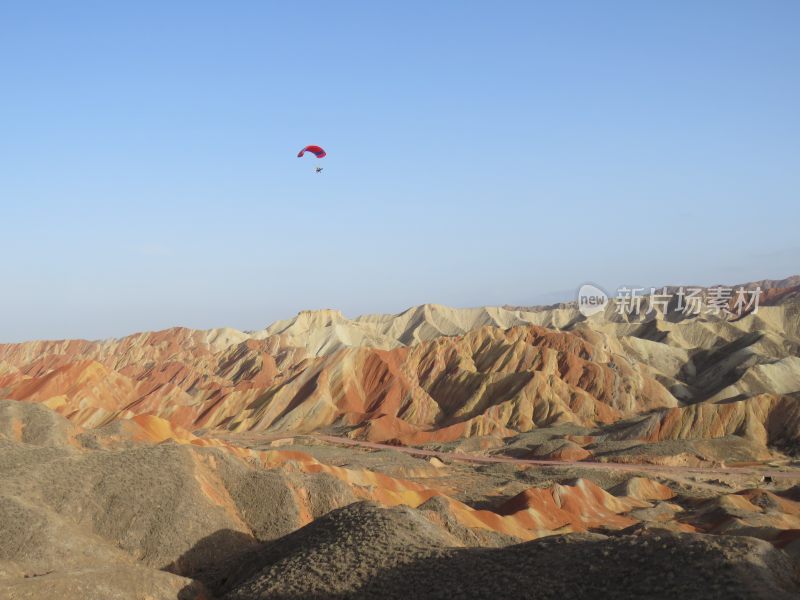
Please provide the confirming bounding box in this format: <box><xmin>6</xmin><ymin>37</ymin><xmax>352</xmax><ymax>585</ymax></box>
<box><xmin>1</xmin><ymin>269</ymin><xmax>797</xmax><ymax>344</ymax></box>
<box><xmin>2</xmin><ymin>2</ymin><xmax>799</xmax><ymax>342</ymax></box>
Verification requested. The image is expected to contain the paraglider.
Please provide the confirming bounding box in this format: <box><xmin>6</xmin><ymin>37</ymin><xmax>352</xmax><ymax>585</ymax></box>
<box><xmin>297</xmin><ymin>145</ymin><xmax>326</xmax><ymax>173</ymax></box>
<box><xmin>297</xmin><ymin>145</ymin><xmax>326</xmax><ymax>159</ymax></box>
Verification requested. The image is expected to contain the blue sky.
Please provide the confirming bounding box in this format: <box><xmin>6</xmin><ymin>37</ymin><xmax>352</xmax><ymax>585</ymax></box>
<box><xmin>1</xmin><ymin>1</ymin><xmax>799</xmax><ymax>341</ymax></box>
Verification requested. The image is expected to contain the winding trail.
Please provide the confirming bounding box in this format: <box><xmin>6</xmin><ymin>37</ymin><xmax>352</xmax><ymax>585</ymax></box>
<box><xmin>212</xmin><ymin>431</ymin><xmax>800</xmax><ymax>482</ymax></box>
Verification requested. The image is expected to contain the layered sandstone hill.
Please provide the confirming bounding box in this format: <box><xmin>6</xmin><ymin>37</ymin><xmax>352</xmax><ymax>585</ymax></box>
<box><xmin>3</xmin><ymin>279</ymin><xmax>800</xmax><ymax>599</ymax></box>
<box><xmin>3</xmin><ymin>399</ymin><xmax>800</xmax><ymax>600</ymax></box>
<box><xmin>0</xmin><ymin>321</ymin><xmax>675</xmax><ymax>443</ymax></box>
<box><xmin>1</xmin><ymin>279</ymin><xmax>799</xmax><ymax>451</ymax></box>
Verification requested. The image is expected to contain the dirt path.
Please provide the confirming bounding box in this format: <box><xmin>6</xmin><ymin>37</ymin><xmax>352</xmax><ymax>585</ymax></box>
<box><xmin>211</xmin><ymin>431</ymin><xmax>800</xmax><ymax>482</ymax></box>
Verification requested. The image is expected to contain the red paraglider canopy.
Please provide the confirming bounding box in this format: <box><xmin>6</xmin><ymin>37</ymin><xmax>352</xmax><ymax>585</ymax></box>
<box><xmin>297</xmin><ymin>145</ymin><xmax>326</xmax><ymax>159</ymax></box>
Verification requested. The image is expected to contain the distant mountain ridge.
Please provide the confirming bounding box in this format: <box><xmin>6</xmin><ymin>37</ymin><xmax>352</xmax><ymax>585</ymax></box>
<box><xmin>1</xmin><ymin>275</ymin><xmax>799</xmax><ymax>451</ymax></box>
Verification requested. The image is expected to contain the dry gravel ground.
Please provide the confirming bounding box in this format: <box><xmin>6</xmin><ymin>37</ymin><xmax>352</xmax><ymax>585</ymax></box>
<box><xmin>1</xmin><ymin>565</ymin><xmax>206</xmax><ymax>600</ymax></box>
<box><xmin>225</xmin><ymin>502</ymin><xmax>800</xmax><ymax>600</ymax></box>
<box><xmin>0</xmin><ymin>401</ymin><xmax>355</xmax><ymax>599</ymax></box>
